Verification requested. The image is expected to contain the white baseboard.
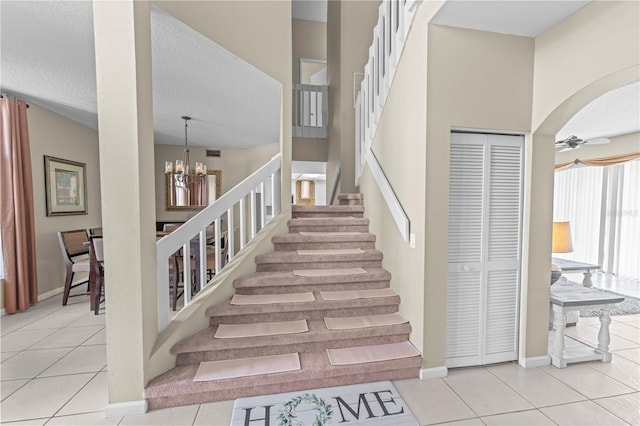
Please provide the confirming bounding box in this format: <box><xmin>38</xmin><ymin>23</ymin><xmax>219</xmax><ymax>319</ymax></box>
<box><xmin>0</xmin><ymin>308</ymin><xmax>5</xmax><ymax>316</ymax></box>
<box><xmin>38</xmin><ymin>286</ymin><xmax>64</xmax><ymax>302</ymax></box>
<box><xmin>420</xmin><ymin>366</ymin><xmax>448</xmax><ymax>380</ymax></box>
<box><xmin>105</xmin><ymin>400</ymin><xmax>148</xmax><ymax>418</ymax></box>
<box><xmin>519</xmin><ymin>355</ymin><xmax>550</xmax><ymax>368</ymax></box>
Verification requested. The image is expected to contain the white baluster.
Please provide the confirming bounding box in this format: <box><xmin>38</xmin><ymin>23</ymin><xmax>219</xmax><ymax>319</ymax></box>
<box><xmin>250</xmin><ymin>189</ymin><xmax>256</xmax><ymax>238</ymax></box>
<box><xmin>214</xmin><ymin>218</ymin><xmax>221</xmax><ymax>274</ymax></box>
<box><xmin>597</xmin><ymin>309</ymin><xmax>613</xmax><ymax>361</ymax></box>
<box><xmin>227</xmin><ymin>207</ymin><xmax>234</xmax><ymax>262</ymax></box>
<box><xmin>260</xmin><ymin>181</ymin><xmax>266</xmax><ymax>230</ymax></box>
<box><xmin>239</xmin><ymin>197</ymin><xmax>246</xmax><ymax>249</ymax></box>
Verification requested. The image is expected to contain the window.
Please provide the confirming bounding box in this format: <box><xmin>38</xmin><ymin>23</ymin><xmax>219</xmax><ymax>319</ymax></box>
<box><xmin>553</xmin><ymin>159</ymin><xmax>640</xmax><ymax>280</ymax></box>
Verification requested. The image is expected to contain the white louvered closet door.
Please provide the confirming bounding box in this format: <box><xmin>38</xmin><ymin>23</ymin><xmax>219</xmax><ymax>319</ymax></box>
<box><xmin>446</xmin><ymin>132</ymin><xmax>523</xmax><ymax>368</ymax></box>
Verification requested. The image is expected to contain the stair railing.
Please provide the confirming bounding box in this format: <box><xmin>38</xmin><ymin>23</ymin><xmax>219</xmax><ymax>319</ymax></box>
<box><xmin>293</xmin><ymin>83</ymin><xmax>328</xmax><ymax>138</ymax></box>
<box><xmin>156</xmin><ymin>153</ymin><xmax>282</xmax><ymax>331</ymax></box>
<box><xmin>354</xmin><ymin>0</ymin><xmax>419</xmax><ymax>242</ymax></box>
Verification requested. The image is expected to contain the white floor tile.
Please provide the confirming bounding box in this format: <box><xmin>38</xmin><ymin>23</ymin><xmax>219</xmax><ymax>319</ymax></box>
<box><xmin>593</xmin><ymin>392</ymin><xmax>640</xmax><ymax>426</ymax></box>
<box><xmin>487</xmin><ymin>363</ymin><xmax>586</xmax><ymax>407</ymax></box>
<box><xmin>39</xmin><ymin>345</ymin><xmax>106</xmax><ymax>377</ymax></box>
<box><xmin>66</xmin><ymin>314</ymin><xmax>106</xmax><ymax>328</ymax></box>
<box><xmin>0</xmin><ymin>348</ymin><xmax>72</xmax><ymax>380</ymax></box>
<box><xmin>614</xmin><ymin>347</ymin><xmax>640</xmax><ymax>364</ymax></box>
<box><xmin>119</xmin><ymin>405</ymin><xmax>200</xmax><ymax>425</ymax></box>
<box><xmin>28</xmin><ymin>326</ymin><xmax>103</xmax><ymax>350</ymax></box>
<box><xmin>481</xmin><ymin>409</ymin><xmax>555</xmax><ymax>425</ymax></box>
<box><xmin>57</xmin><ymin>371</ymin><xmax>108</xmax><ymax>416</ymax></box>
<box><xmin>0</xmin><ymin>373</ymin><xmax>94</xmax><ymax>423</ymax></box>
<box><xmin>193</xmin><ymin>400</ymin><xmax>235</xmax><ymax>426</ymax></box>
<box><xmin>82</xmin><ymin>328</ymin><xmax>106</xmax><ymax>345</ymax></box>
<box><xmin>540</xmin><ymin>400</ymin><xmax>629</xmax><ymax>425</ymax></box>
<box><xmin>2</xmin><ymin>418</ymin><xmax>49</xmax><ymax>425</ymax></box>
<box><xmin>613</xmin><ymin>314</ymin><xmax>640</xmax><ymax>324</ymax></box>
<box><xmin>608</xmin><ymin>322</ymin><xmax>640</xmax><ymax>344</ymax></box>
<box><xmin>0</xmin><ymin>329</ymin><xmax>56</xmax><ymax>352</ymax></box>
<box><xmin>394</xmin><ymin>377</ymin><xmax>476</xmax><ymax>425</ymax></box>
<box><xmin>444</xmin><ymin>368</ymin><xmax>533</xmax><ymax>417</ymax></box>
<box><xmin>47</xmin><ymin>411</ymin><xmax>122</xmax><ymax>425</ymax></box>
<box><xmin>433</xmin><ymin>418</ymin><xmax>484</xmax><ymax>426</ymax></box>
<box><xmin>1</xmin><ymin>379</ymin><xmax>29</xmax><ymax>402</ymax></box>
<box><xmin>19</xmin><ymin>313</ymin><xmax>85</xmax><ymax>331</ymax></box>
<box><xmin>542</xmin><ymin>364</ymin><xmax>635</xmax><ymax>399</ymax></box>
<box><xmin>1</xmin><ymin>351</ymin><xmax>19</xmax><ymax>363</ymax></box>
<box><xmin>587</xmin><ymin>356</ymin><xmax>640</xmax><ymax>391</ymax></box>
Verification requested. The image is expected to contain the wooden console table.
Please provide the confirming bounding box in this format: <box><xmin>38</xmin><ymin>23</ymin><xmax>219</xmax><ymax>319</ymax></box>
<box><xmin>550</xmin><ymin>283</ymin><xmax>624</xmax><ymax>368</ymax></box>
<box><xmin>552</xmin><ymin>257</ymin><xmax>601</xmax><ymax>287</ymax></box>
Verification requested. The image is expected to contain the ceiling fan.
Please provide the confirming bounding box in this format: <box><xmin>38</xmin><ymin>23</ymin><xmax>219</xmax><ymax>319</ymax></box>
<box><xmin>555</xmin><ymin>135</ymin><xmax>611</xmax><ymax>152</ymax></box>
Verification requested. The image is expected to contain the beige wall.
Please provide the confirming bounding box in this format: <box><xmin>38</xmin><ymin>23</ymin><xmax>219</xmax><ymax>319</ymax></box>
<box><xmin>327</xmin><ymin>0</ymin><xmax>380</xmax><ymax>198</ymax></box>
<box><xmin>0</xmin><ymin>104</ymin><xmax>101</xmax><ymax>312</ymax></box>
<box><xmin>154</xmin><ymin>143</ymin><xmax>278</xmax><ymax>222</ymax></box>
<box><xmin>555</xmin><ymin>132</ymin><xmax>640</xmax><ymax>164</ymax></box>
<box><xmin>521</xmin><ymin>0</ymin><xmax>640</xmax><ymax>361</ymax></box>
<box><xmin>423</xmin><ymin>25</ymin><xmax>535</xmax><ymax>367</ymax></box>
<box><xmin>292</xmin><ymin>137</ymin><xmax>328</xmax><ymax>162</ymax></box>
<box><xmin>532</xmin><ymin>1</ymin><xmax>640</xmax><ymax>135</ymax></box>
<box><xmin>292</xmin><ymin>18</ymin><xmax>327</xmax><ymax>83</ymax></box>
<box><xmin>360</xmin><ymin>2</ymin><xmax>445</xmax><ymax>358</ymax></box>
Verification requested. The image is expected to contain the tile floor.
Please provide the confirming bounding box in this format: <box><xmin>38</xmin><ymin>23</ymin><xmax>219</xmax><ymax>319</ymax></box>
<box><xmin>1</xmin><ymin>286</ymin><xmax>639</xmax><ymax>425</ymax></box>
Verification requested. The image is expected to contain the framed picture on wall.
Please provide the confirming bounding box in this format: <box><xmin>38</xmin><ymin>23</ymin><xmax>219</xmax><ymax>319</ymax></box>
<box><xmin>44</xmin><ymin>156</ymin><xmax>87</xmax><ymax>216</ymax></box>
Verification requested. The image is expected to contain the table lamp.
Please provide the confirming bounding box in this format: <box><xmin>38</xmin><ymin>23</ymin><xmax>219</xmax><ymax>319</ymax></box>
<box><xmin>551</xmin><ymin>221</ymin><xmax>573</xmax><ymax>284</ymax></box>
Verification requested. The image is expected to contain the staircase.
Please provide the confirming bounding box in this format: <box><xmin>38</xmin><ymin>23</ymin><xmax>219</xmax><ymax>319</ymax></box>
<box><xmin>145</xmin><ymin>194</ymin><xmax>422</xmax><ymax>410</ymax></box>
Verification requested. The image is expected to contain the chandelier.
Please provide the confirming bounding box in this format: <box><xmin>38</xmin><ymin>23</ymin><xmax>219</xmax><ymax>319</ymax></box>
<box><xmin>165</xmin><ymin>116</ymin><xmax>207</xmax><ymax>185</ymax></box>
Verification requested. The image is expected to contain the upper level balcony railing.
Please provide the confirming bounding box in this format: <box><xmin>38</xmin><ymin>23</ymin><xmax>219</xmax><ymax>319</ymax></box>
<box><xmin>293</xmin><ymin>83</ymin><xmax>328</xmax><ymax>139</ymax></box>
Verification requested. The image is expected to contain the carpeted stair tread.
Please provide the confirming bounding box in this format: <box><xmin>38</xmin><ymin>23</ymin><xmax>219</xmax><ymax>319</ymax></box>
<box><xmin>145</xmin><ymin>350</ymin><xmax>421</xmax><ymax>400</ymax></box>
<box><xmin>194</xmin><ymin>353</ymin><xmax>301</xmax><ymax>382</ymax></box>
<box><xmin>234</xmin><ymin>268</ymin><xmax>390</xmax><ymax>288</ymax></box>
<box><xmin>272</xmin><ymin>233</ymin><xmax>375</xmax><ymax>251</ymax></box>
<box><xmin>206</xmin><ymin>293</ymin><xmax>401</xmax><ymax>322</ymax></box>
<box><xmin>232</xmin><ymin>268</ymin><xmax>392</xmax><ymax>294</ymax></box>
<box><xmin>230</xmin><ymin>292</ymin><xmax>315</xmax><ymax>305</ymax></box>
<box><xmin>171</xmin><ymin>319</ymin><xmax>412</xmax><ymax>356</ymax></box>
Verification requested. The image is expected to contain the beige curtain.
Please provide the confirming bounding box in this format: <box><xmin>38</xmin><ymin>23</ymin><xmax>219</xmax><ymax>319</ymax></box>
<box><xmin>0</xmin><ymin>98</ymin><xmax>38</xmax><ymax>313</ymax></box>
<box><xmin>555</xmin><ymin>152</ymin><xmax>640</xmax><ymax>171</ymax></box>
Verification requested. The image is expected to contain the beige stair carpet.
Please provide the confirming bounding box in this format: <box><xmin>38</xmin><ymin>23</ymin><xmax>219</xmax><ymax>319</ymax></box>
<box><xmin>292</xmin><ymin>267</ymin><xmax>367</xmax><ymax>277</ymax></box>
<box><xmin>231</xmin><ymin>292</ymin><xmax>315</xmax><ymax>305</ymax></box>
<box><xmin>324</xmin><ymin>312</ymin><xmax>408</xmax><ymax>330</ymax></box>
<box><xmin>298</xmin><ymin>231</ymin><xmax>364</xmax><ymax>236</ymax></box>
<box><xmin>320</xmin><ymin>288</ymin><xmax>397</xmax><ymax>301</ymax></box>
<box><xmin>194</xmin><ymin>353</ymin><xmax>301</xmax><ymax>381</ymax></box>
<box><xmin>297</xmin><ymin>248</ymin><xmax>365</xmax><ymax>256</ymax></box>
<box><xmin>327</xmin><ymin>342</ymin><xmax>420</xmax><ymax>366</ymax></box>
<box><xmin>214</xmin><ymin>320</ymin><xmax>308</xmax><ymax>339</ymax></box>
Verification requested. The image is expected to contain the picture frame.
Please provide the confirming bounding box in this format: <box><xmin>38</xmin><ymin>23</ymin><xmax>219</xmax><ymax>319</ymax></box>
<box><xmin>44</xmin><ymin>156</ymin><xmax>87</xmax><ymax>216</ymax></box>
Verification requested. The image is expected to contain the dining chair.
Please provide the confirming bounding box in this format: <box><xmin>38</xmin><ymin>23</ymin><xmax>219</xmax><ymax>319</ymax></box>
<box><xmin>91</xmin><ymin>237</ymin><xmax>105</xmax><ymax>315</ymax></box>
<box><xmin>58</xmin><ymin>229</ymin><xmax>91</xmax><ymax>306</ymax></box>
<box><xmin>87</xmin><ymin>227</ymin><xmax>103</xmax><ymax>237</ymax></box>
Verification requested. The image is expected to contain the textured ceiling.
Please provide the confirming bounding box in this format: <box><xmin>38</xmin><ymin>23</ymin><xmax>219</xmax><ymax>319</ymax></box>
<box><xmin>432</xmin><ymin>0</ymin><xmax>591</xmax><ymax>37</ymax></box>
<box><xmin>0</xmin><ymin>2</ymin><xmax>281</xmax><ymax>148</ymax></box>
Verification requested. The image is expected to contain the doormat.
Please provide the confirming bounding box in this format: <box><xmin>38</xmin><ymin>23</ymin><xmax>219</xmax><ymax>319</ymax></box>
<box><xmin>230</xmin><ymin>381</ymin><xmax>418</xmax><ymax>425</ymax></box>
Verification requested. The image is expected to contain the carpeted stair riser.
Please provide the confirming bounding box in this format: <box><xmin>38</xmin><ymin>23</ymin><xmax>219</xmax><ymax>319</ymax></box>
<box><xmin>175</xmin><ymin>326</ymin><xmax>411</xmax><ymax>365</ymax></box>
<box><xmin>176</xmin><ymin>334</ymin><xmax>410</xmax><ymax>365</ymax></box>
<box><xmin>255</xmin><ymin>250</ymin><xmax>383</xmax><ymax>272</ymax></box>
<box><xmin>287</xmin><ymin>218</ymin><xmax>369</xmax><ymax>233</ymax></box>
<box><xmin>233</xmin><ymin>268</ymin><xmax>391</xmax><ymax>294</ymax></box>
<box><xmin>291</xmin><ymin>205</ymin><xmax>365</xmax><ymax>218</ymax></box>
<box><xmin>207</xmin><ymin>297</ymin><xmax>401</xmax><ymax>325</ymax></box>
<box><xmin>337</xmin><ymin>193</ymin><xmax>364</xmax><ymax>206</ymax></box>
<box><xmin>274</xmin><ymin>239</ymin><xmax>376</xmax><ymax>251</ymax></box>
<box><xmin>234</xmin><ymin>279</ymin><xmax>390</xmax><ymax>295</ymax></box>
<box><xmin>147</xmin><ymin>366</ymin><xmax>419</xmax><ymax>410</ymax></box>
<box><xmin>146</xmin><ymin>351</ymin><xmax>421</xmax><ymax>408</ymax></box>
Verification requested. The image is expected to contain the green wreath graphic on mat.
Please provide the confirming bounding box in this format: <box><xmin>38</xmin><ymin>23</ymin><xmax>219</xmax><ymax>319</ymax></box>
<box><xmin>277</xmin><ymin>393</ymin><xmax>334</xmax><ymax>426</ymax></box>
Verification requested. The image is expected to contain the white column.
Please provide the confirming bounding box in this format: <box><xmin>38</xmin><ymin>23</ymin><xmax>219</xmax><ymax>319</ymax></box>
<box><xmin>93</xmin><ymin>0</ymin><xmax>156</xmax><ymax>414</ymax></box>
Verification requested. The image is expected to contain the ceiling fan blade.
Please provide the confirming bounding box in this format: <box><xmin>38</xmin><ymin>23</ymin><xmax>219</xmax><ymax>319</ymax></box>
<box><xmin>585</xmin><ymin>137</ymin><xmax>611</xmax><ymax>145</ymax></box>
<box><xmin>560</xmin><ymin>145</ymin><xmax>580</xmax><ymax>153</ymax></box>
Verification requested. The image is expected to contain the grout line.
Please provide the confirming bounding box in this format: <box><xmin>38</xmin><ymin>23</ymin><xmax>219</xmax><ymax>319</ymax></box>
<box><xmin>440</xmin><ymin>370</ymin><xmax>482</xmax><ymax>419</ymax></box>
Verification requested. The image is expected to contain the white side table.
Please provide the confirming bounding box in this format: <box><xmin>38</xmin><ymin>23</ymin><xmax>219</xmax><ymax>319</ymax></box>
<box><xmin>550</xmin><ymin>283</ymin><xmax>624</xmax><ymax>368</ymax></box>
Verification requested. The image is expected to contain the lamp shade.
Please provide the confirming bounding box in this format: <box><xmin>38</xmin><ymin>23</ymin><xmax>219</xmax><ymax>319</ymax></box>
<box><xmin>552</xmin><ymin>221</ymin><xmax>574</xmax><ymax>253</ymax></box>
